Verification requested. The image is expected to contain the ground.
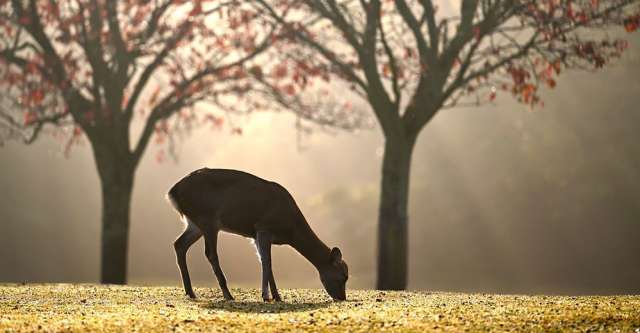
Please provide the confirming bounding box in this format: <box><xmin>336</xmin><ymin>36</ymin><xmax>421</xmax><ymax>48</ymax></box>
<box><xmin>1</xmin><ymin>285</ymin><xmax>639</xmax><ymax>332</ymax></box>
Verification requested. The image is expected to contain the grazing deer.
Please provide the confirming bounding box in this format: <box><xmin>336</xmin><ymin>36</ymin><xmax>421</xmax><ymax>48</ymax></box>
<box><xmin>167</xmin><ymin>168</ymin><xmax>348</xmax><ymax>301</ymax></box>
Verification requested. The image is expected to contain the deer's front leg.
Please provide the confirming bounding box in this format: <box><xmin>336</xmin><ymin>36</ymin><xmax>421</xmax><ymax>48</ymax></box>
<box><xmin>268</xmin><ymin>271</ymin><xmax>282</xmax><ymax>301</ymax></box>
<box><xmin>204</xmin><ymin>233</ymin><xmax>234</xmax><ymax>301</ymax></box>
<box><xmin>256</xmin><ymin>231</ymin><xmax>281</xmax><ymax>302</ymax></box>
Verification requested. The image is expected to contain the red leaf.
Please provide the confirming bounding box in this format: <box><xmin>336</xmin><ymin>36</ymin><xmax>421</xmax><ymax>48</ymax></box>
<box><xmin>213</xmin><ymin>116</ymin><xmax>224</xmax><ymax>128</ymax></box>
<box><xmin>189</xmin><ymin>1</ymin><xmax>202</xmax><ymax>16</ymax></box>
<box><xmin>24</xmin><ymin>111</ymin><xmax>38</xmax><ymax>125</ymax></box>
<box><xmin>576</xmin><ymin>12</ymin><xmax>588</xmax><ymax>24</ymax></box>
<box><xmin>25</xmin><ymin>61</ymin><xmax>39</xmax><ymax>74</ymax></box>
<box><xmin>30</xmin><ymin>89</ymin><xmax>44</xmax><ymax>105</ymax></box>
<box><xmin>18</xmin><ymin>15</ymin><xmax>31</xmax><ymax>25</ymax></box>
<box><xmin>382</xmin><ymin>63</ymin><xmax>391</xmax><ymax>77</ymax></box>
<box><xmin>204</xmin><ymin>114</ymin><xmax>224</xmax><ymax>129</ymax></box>
<box><xmin>272</xmin><ymin>63</ymin><xmax>288</xmax><ymax>79</ymax></box>
<box><xmin>121</xmin><ymin>92</ymin><xmax>129</xmax><ymax>109</ymax></box>
<box><xmin>282</xmin><ymin>84</ymin><xmax>295</xmax><ymax>96</ymax></box>
<box><xmin>567</xmin><ymin>2</ymin><xmax>574</xmax><ymax>19</ymax></box>
<box><xmin>624</xmin><ymin>18</ymin><xmax>639</xmax><ymax>32</ymax></box>
<box><xmin>522</xmin><ymin>84</ymin><xmax>536</xmax><ymax>103</ymax></box>
<box><xmin>546</xmin><ymin>78</ymin><xmax>556</xmax><ymax>88</ymax></box>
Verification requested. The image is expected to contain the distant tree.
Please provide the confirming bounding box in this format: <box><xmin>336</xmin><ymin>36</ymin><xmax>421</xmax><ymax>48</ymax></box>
<box><xmin>0</xmin><ymin>0</ymin><xmax>281</xmax><ymax>284</ymax></box>
<box><xmin>254</xmin><ymin>0</ymin><xmax>640</xmax><ymax>289</ymax></box>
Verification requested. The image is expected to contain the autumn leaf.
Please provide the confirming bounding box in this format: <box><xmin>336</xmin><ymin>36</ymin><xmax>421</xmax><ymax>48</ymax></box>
<box><xmin>121</xmin><ymin>92</ymin><xmax>129</xmax><ymax>109</ymax></box>
<box><xmin>18</xmin><ymin>15</ymin><xmax>31</xmax><ymax>25</ymax></box>
<box><xmin>204</xmin><ymin>114</ymin><xmax>224</xmax><ymax>129</ymax></box>
<box><xmin>382</xmin><ymin>63</ymin><xmax>391</xmax><ymax>77</ymax></box>
<box><xmin>522</xmin><ymin>84</ymin><xmax>537</xmax><ymax>103</ymax></box>
<box><xmin>272</xmin><ymin>63</ymin><xmax>288</xmax><ymax>79</ymax></box>
<box><xmin>25</xmin><ymin>62</ymin><xmax>39</xmax><ymax>75</ymax></box>
<box><xmin>190</xmin><ymin>2</ymin><xmax>203</xmax><ymax>16</ymax></box>
<box><xmin>23</xmin><ymin>111</ymin><xmax>38</xmax><ymax>126</ymax></box>
<box><xmin>489</xmin><ymin>91</ymin><xmax>497</xmax><ymax>102</ymax></box>
<box><xmin>30</xmin><ymin>89</ymin><xmax>45</xmax><ymax>105</ymax></box>
<box><xmin>282</xmin><ymin>84</ymin><xmax>296</xmax><ymax>96</ymax></box>
<box><xmin>623</xmin><ymin>15</ymin><xmax>639</xmax><ymax>32</ymax></box>
<box><xmin>546</xmin><ymin>78</ymin><xmax>556</xmax><ymax>88</ymax></box>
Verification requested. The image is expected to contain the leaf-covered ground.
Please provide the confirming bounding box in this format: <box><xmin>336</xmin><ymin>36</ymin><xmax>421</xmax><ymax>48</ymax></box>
<box><xmin>0</xmin><ymin>284</ymin><xmax>639</xmax><ymax>332</ymax></box>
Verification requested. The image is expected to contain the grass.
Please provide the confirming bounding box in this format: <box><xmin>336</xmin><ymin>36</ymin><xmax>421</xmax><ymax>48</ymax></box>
<box><xmin>1</xmin><ymin>284</ymin><xmax>639</xmax><ymax>332</ymax></box>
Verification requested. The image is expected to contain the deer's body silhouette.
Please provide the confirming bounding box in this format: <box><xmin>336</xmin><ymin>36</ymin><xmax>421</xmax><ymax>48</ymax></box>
<box><xmin>167</xmin><ymin>168</ymin><xmax>348</xmax><ymax>301</ymax></box>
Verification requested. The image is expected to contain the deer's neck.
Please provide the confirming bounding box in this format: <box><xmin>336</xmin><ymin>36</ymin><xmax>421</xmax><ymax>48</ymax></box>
<box><xmin>290</xmin><ymin>222</ymin><xmax>331</xmax><ymax>270</ymax></box>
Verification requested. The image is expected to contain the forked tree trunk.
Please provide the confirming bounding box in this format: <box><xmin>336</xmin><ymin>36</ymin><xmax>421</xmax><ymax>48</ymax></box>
<box><xmin>92</xmin><ymin>139</ymin><xmax>135</xmax><ymax>285</ymax></box>
<box><xmin>376</xmin><ymin>134</ymin><xmax>416</xmax><ymax>290</ymax></box>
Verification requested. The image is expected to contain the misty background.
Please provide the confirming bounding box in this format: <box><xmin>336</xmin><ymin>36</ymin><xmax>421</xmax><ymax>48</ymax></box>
<box><xmin>1</xmin><ymin>34</ymin><xmax>639</xmax><ymax>295</ymax></box>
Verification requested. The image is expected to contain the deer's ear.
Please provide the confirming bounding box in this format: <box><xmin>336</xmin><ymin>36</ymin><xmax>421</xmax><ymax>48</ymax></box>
<box><xmin>330</xmin><ymin>247</ymin><xmax>342</xmax><ymax>264</ymax></box>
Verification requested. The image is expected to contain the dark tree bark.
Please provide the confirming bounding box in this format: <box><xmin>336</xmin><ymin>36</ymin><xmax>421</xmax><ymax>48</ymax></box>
<box><xmin>376</xmin><ymin>132</ymin><xmax>416</xmax><ymax>290</ymax></box>
<box><xmin>91</xmin><ymin>131</ymin><xmax>135</xmax><ymax>285</ymax></box>
<box><xmin>99</xmin><ymin>171</ymin><xmax>134</xmax><ymax>284</ymax></box>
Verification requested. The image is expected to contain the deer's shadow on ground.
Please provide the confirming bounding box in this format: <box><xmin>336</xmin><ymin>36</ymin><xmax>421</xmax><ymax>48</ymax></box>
<box><xmin>200</xmin><ymin>300</ymin><xmax>332</xmax><ymax>313</ymax></box>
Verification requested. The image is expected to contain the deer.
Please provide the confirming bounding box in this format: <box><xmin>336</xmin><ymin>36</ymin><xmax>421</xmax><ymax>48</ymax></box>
<box><xmin>166</xmin><ymin>168</ymin><xmax>348</xmax><ymax>302</ymax></box>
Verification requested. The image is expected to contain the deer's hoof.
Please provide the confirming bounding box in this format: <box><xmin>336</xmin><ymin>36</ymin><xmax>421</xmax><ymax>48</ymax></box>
<box><xmin>223</xmin><ymin>294</ymin><xmax>234</xmax><ymax>301</ymax></box>
<box><xmin>186</xmin><ymin>292</ymin><xmax>197</xmax><ymax>299</ymax></box>
<box><xmin>263</xmin><ymin>296</ymin><xmax>282</xmax><ymax>302</ymax></box>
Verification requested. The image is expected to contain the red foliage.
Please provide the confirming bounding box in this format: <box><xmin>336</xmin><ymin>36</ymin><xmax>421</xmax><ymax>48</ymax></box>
<box><xmin>23</xmin><ymin>111</ymin><xmax>38</xmax><ymax>126</ymax></box>
<box><xmin>0</xmin><ymin>0</ymin><xmax>269</xmax><ymax>158</ymax></box>
<box><xmin>489</xmin><ymin>91</ymin><xmax>497</xmax><ymax>102</ymax></box>
<box><xmin>624</xmin><ymin>15</ymin><xmax>640</xmax><ymax>32</ymax></box>
<box><xmin>272</xmin><ymin>63</ymin><xmax>289</xmax><ymax>79</ymax></box>
<box><xmin>282</xmin><ymin>84</ymin><xmax>296</xmax><ymax>96</ymax></box>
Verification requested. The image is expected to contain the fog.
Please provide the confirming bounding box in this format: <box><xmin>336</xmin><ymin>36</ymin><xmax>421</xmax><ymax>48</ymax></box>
<box><xmin>1</xmin><ymin>35</ymin><xmax>639</xmax><ymax>295</ymax></box>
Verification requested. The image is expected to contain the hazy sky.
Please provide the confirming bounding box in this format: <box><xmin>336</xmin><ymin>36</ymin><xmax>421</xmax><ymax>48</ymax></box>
<box><xmin>1</xmin><ymin>33</ymin><xmax>639</xmax><ymax>295</ymax></box>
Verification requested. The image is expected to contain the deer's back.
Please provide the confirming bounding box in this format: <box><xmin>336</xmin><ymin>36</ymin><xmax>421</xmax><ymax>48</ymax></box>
<box><xmin>168</xmin><ymin>168</ymin><xmax>303</xmax><ymax>242</ymax></box>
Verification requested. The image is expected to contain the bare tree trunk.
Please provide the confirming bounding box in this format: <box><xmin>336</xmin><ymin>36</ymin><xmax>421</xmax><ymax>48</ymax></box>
<box><xmin>376</xmin><ymin>135</ymin><xmax>415</xmax><ymax>290</ymax></box>
<box><xmin>99</xmin><ymin>168</ymin><xmax>133</xmax><ymax>284</ymax></box>
<box><xmin>92</xmin><ymin>138</ymin><xmax>135</xmax><ymax>285</ymax></box>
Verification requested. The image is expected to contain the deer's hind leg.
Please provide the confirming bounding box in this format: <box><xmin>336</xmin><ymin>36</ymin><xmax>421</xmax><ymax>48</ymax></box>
<box><xmin>174</xmin><ymin>219</ymin><xmax>202</xmax><ymax>299</ymax></box>
<box><xmin>204</xmin><ymin>232</ymin><xmax>234</xmax><ymax>300</ymax></box>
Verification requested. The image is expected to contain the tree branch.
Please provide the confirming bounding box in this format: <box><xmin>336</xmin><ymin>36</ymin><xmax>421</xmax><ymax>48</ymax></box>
<box><xmin>131</xmin><ymin>30</ymin><xmax>274</xmax><ymax>163</ymax></box>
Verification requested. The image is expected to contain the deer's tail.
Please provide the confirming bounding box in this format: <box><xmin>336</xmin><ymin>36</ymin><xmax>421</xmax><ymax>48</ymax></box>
<box><xmin>165</xmin><ymin>185</ymin><xmax>184</xmax><ymax>218</ymax></box>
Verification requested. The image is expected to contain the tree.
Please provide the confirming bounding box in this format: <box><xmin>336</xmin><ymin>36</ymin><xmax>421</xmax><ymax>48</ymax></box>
<box><xmin>254</xmin><ymin>0</ymin><xmax>640</xmax><ymax>289</ymax></box>
<box><xmin>0</xmin><ymin>0</ymin><xmax>280</xmax><ymax>284</ymax></box>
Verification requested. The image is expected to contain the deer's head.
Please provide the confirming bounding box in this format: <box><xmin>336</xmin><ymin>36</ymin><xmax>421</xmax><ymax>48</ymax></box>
<box><xmin>319</xmin><ymin>247</ymin><xmax>348</xmax><ymax>301</ymax></box>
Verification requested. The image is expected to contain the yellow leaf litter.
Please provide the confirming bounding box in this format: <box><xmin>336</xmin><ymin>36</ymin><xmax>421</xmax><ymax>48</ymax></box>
<box><xmin>0</xmin><ymin>284</ymin><xmax>639</xmax><ymax>332</ymax></box>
